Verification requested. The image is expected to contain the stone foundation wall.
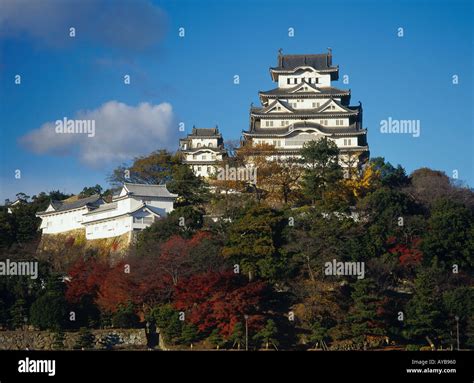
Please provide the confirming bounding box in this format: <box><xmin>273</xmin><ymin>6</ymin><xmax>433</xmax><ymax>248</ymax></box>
<box><xmin>37</xmin><ymin>229</ymin><xmax>131</xmax><ymax>270</ymax></box>
<box><xmin>0</xmin><ymin>329</ymin><xmax>147</xmax><ymax>350</ymax></box>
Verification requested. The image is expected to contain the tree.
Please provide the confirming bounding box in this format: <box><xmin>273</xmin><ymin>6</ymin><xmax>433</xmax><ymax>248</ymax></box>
<box><xmin>442</xmin><ymin>287</ymin><xmax>474</xmax><ymax>349</ymax></box>
<box><xmin>421</xmin><ymin>198</ymin><xmax>474</xmax><ymax>268</ymax></box>
<box><xmin>222</xmin><ymin>205</ymin><xmax>287</xmax><ymax>282</ymax></box>
<box><xmin>405</xmin><ymin>267</ymin><xmax>445</xmax><ymax>345</ymax></box>
<box><xmin>370</xmin><ymin>157</ymin><xmax>408</xmax><ymax>188</ymax></box>
<box><xmin>173</xmin><ymin>271</ymin><xmax>269</xmax><ymax>338</ymax></box>
<box><xmin>167</xmin><ymin>163</ymin><xmax>209</xmax><ymax>207</ymax></box>
<box><xmin>343</xmin><ymin>163</ymin><xmax>381</xmax><ymax>201</ymax></box>
<box><xmin>108</xmin><ymin>150</ymin><xmax>177</xmax><ymax>186</ymax></box>
<box><xmin>300</xmin><ymin>137</ymin><xmax>343</xmax><ymax>203</ymax></box>
<box><xmin>151</xmin><ymin>304</ymin><xmax>183</xmax><ymax>344</ymax></box>
<box><xmin>230</xmin><ymin>322</ymin><xmax>245</xmax><ymax>349</ymax></box>
<box><xmin>207</xmin><ymin>328</ymin><xmax>225</xmax><ymax>349</ymax></box>
<box><xmin>30</xmin><ymin>293</ymin><xmax>67</xmax><ymax>331</ymax></box>
<box><xmin>0</xmin><ymin>212</ymin><xmax>16</xmax><ymax>248</ymax></box>
<box><xmin>234</xmin><ymin>142</ymin><xmax>302</xmax><ymax>205</ymax></box>
<box><xmin>348</xmin><ymin>278</ymin><xmax>385</xmax><ymax>346</ymax></box>
<box><xmin>255</xmin><ymin>319</ymin><xmax>279</xmax><ymax>350</ymax></box>
<box><xmin>181</xmin><ymin>323</ymin><xmax>199</xmax><ymax>346</ymax></box>
<box><xmin>111</xmin><ymin>303</ymin><xmax>139</xmax><ymax>328</ymax></box>
<box><xmin>9</xmin><ymin>298</ymin><xmax>27</xmax><ymax>329</ymax></box>
<box><xmin>96</xmin><ymin>262</ymin><xmax>136</xmax><ymax>314</ymax></box>
<box><xmin>79</xmin><ymin>184</ymin><xmax>103</xmax><ymax>197</ymax></box>
<box><xmin>30</xmin><ymin>277</ymin><xmax>67</xmax><ymax>331</ymax></box>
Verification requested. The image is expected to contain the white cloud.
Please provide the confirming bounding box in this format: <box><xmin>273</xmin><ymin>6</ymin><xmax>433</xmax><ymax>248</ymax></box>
<box><xmin>19</xmin><ymin>101</ymin><xmax>176</xmax><ymax>167</ymax></box>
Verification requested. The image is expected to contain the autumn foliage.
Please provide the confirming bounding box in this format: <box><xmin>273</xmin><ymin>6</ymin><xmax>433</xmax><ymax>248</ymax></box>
<box><xmin>173</xmin><ymin>271</ymin><xmax>269</xmax><ymax>337</ymax></box>
<box><xmin>388</xmin><ymin>237</ymin><xmax>423</xmax><ymax>267</ymax></box>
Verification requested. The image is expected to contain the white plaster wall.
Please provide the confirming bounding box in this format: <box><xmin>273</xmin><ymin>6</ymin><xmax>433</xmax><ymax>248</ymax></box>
<box><xmin>39</xmin><ymin>207</ymin><xmax>88</xmax><ymax>234</ymax></box>
<box><xmin>278</xmin><ymin>72</ymin><xmax>332</xmax><ymax>88</ymax></box>
<box><xmin>85</xmin><ymin>215</ymin><xmax>133</xmax><ymax>240</ymax></box>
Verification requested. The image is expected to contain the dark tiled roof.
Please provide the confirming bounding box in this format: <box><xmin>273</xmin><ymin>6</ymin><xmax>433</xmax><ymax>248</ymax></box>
<box><xmin>243</xmin><ymin>121</ymin><xmax>366</xmax><ymax>136</ymax></box>
<box><xmin>38</xmin><ymin>194</ymin><xmax>102</xmax><ymax>214</ymax></box>
<box><xmin>124</xmin><ymin>183</ymin><xmax>178</xmax><ymax>198</ymax></box>
<box><xmin>260</xmin><ymin>85</ymin><xmax>350</xmax><ymax>97</ymax></box>
<box><xmin>190</xmin><ymin>127</ymin><xmax>221</xmax><ymax>137</ymax></box>
<box><xmin>278</xmin><ymin>54</ymin><xmax>333</xmax><ymax>71</ymax></box>
<box><xmin>83</xmin><ymin>202</ymin><xmax>118</xmax><ymax>215</ymax></box>
<box><xmin>251</xmin><ymin>100</ymin><xmax>360</xmax><ymax>116</ymax></box>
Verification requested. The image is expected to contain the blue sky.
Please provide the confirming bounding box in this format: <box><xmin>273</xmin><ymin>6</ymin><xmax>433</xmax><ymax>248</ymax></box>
<box><xmin>0</xmin><ymin>0</ymin><xmax>472</xmax><ymax>201</ymax></box>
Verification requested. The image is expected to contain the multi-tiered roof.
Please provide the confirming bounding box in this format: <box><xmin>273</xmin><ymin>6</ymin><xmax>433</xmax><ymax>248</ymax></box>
<box><xmin>242</xmin><ymin>50</ymin><xmax>369</xmax><ymax>163</ymax></box>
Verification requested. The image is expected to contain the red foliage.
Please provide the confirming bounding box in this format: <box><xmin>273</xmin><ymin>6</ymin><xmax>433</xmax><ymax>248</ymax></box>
<box><xmin>388</xmin><ymin>237</ymin><xmax>423</xmax><ymax>266</ymax></box>
<box><xmin>96</xmin><ymin>262</ymin><xmax>136</xmax><ymax>313</ymax></box>
<box><xmin>173</xmin><ymin>271</ymin><xmax>268</xmax><ymax>338</ymax></box>
<box><xmin>66</xmin><ymin>231</ymin><xmax>216</xmax><ymax>315</ymax></box>
<box><xmin>65</xmin><ymin>257</ymin><xmax>109</xmax><ymax>304</ymax></box>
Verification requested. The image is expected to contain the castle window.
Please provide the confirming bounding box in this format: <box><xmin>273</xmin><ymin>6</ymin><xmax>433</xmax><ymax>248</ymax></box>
<box><xmin>287</xmin><ymin>78</ymin><xmax>291</xmax><ymax>84</ymax></box>
<box><xmin>315</xmin><ymin>78</ymin><xmax>319</xmax><ymax>84</ymax></box>
<box><xmin>294</xmin><ymin>78</ymin><xmax>298</xmax><ymax>84</ymax></box>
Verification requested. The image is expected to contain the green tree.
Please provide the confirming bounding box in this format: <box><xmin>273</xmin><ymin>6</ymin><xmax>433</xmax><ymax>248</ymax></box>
<box><xmin>167</xmin><ymin>163</ymin><xmax>209</xmax><ymax>207</ymax></box>
<box><xmin>300</xmin><ymin>137</ymin><xmax>343</xmax><ymax>203</ymax></box>
<box><xmin>348</xmin><ymin>278</ymin><xmax>385</xmax><ymax>346</ymax></box>
<box><xmin>108</xmin><ymin>150</ymin><xmax>177</xmax><ymax>186</ymax></box>
<box><xmin>370</xmin><ymin>157</ymin><xmax>408</xmax><ymax>188</ymax></box>
<box><xmin>79</xmin><ymin>184</ymin><xmax>103</xmax><ymax>197</ymax></box>
<box><xmin>30</xmin><ymin>293</ymin><xmax>67</xmax><ymax>331</ymax></box>
<box><xmin>180</xmin><ymin>323</ymin><xmax>199</xmax><ymax>346</ymax></box>
<box><xmin>254</xmin><ymin>319</ymin><xmax>279</xmax><ymax>350</ymax></box>
<box><xmin>111</xmin><ymin>303</ymin><xmax>139</xmax><ymax>328</ymax></box>
<box><xmin>308</xmin><ymin>320</ymin><xmax>330</xmax><ymax>349</ymax></box>
<box><xmin>9</xmin><ymin>298</ymin><xmax>27</xmax><ymax>329</ymax></box>
<box><xmin>30</xmin><ymin>276</ymin><xmax>67</xmax><ymax>331</ymax></box>
<box><xmin>422</xmin><ymin>198</ymin><xmax>474</xmax><ymax>268</ymax></box>
<box><xmin>0</xmin><ymin>212</ymin><xmax>16</xmax><ymax>248</ymax></box>
<box><xmin>442</xmin><ymin>287</ymin><xmax>474</xmax><ymax>349</ymax></box>
<box><xmin>405</xmin><ymin>267</ymin><xmax>444</xmax><ymax>345</ymax></box>
<box><xmin>207</xmin><ymin>328</ymin><xmax>225</xmax><ymax>349</ymax></box>
<box><xmin>230</xmin><ymin>322</ymin><xmax>245</xmax><ymax>349</ymax></box>
<box><xmin>151</xmin><ymin>304</ymin><xmax>183</xmax><ymax>344</ymax></box>
<box><xmin>222</xmin><ymin>205</ymin><xmax>287</xmax><ymax>282</ymax></box>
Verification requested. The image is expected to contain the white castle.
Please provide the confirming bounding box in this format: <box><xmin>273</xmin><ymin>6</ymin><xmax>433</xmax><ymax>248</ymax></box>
<box><xmin>179</xmin><ymin>50</ymin><xmax>369</xmax><ymax>179</ymax></box>
<box><xmin>36</xmin><ymin>183</ymin><xmax>177</xmax><ymax>240</ymax></box>
<box><xmin>36</xmin><ymin>51</ymin><xmax>369</xmax><ymax>241</ymax></box>
<box><xmin>242</xmin><ymin>50</ymin><xmax>369</xmax><ymax>172</ymax></box>
<box><xmin>179</xmin><ymin>126</ymin><xmax>227</xmax><ymax>178</ymax></box>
